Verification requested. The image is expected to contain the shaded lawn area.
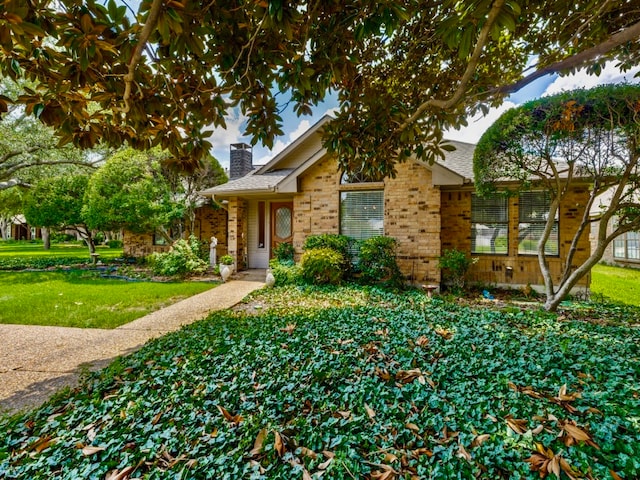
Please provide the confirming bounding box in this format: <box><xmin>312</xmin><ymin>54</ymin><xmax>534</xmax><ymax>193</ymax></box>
<box><xmin>1</xmin><ymin>286</ymin><xmax>638</xmax><ymax>479</ymax></box>
<box><xmin>591</xmin><ymin>263</ymin><xmax>640</xmax><ymax>306</ymax></box>
<box><xmin>0</xmin><ymin>271</ymin><xmax>216</xmax><ymax>329</ymax></box>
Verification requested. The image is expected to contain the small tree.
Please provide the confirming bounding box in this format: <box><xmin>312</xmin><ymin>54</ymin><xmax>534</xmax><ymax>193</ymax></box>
<box><xmin>83</xmin><ymin>148</ymin><xmax>182</xmax><ymax>242</ymax></box>
<box><xmin>23</xmin><ymin>175</ymin><xmax>96</xmax><ymax>253</ymax></box>
<box><xmin>474</xmin><ymin>84</ymin><xmax>640</xmax><ymax>311</ymax></box>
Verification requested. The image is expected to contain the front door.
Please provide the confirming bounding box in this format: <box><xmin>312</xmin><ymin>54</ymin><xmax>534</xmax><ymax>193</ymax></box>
<box><xmin>270</xmin><ymin>202</ymin><xmax>293</xmax><ymax>258</ymax></box>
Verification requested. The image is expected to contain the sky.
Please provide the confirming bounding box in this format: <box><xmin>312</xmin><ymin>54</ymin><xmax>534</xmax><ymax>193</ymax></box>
<box><xmin>209</xmin><ymin>62</ymin><xmax>640</xmax><ymax>170</ymax></box>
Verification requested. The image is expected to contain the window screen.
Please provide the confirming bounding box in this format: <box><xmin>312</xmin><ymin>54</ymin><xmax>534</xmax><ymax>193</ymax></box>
<box><xmin>518</xmin><ymin>191</ymin><xmax>559</xmax><ymax>255</ymax></box>
<box><xmin>340</xmin><ymin>190</ymin><xmax>384</xmax><ymax>240</ymax></box>
<box><xmin>471</xmin><ymin>194</ymin><xmax>508</xmax><ymax>254</ymax></box>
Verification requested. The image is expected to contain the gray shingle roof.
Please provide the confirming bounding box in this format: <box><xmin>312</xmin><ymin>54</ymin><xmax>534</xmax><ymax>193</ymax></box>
<box><xmin>200</xmin><ymin>169</ymin><xmax>294</xmax><ymax>196</ymax></box>
<box><xmin>436</xmin><ymin>140</ymin><xmax>476</xmax><ymax>182</ymax></box>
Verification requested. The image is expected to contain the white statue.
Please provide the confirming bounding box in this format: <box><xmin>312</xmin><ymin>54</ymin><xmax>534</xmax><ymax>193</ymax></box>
<box><xmin>265</xmin><ymin>268</ymin><xmax>276</xmax><ymax>287</ymax></box>
<box><xmin>209</xmin><ymin>236</ymin><xmax>218</xmax><ymax>267</ymax></box>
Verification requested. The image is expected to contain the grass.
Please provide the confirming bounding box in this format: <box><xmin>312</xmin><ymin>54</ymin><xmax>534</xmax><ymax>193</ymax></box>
<box><xmin>591</xmin><ymin>263</ymin><xmax>640</xmax><ymax>306</ymax></box>
<box><xmin>0</xmin><ymin>271</ymin><xmax>216</xmax><ymax>329</ymax></box>
<box><xmin>0</xmin><ymin>285</ymin><xmax>638</xmax><ymax>479</ymax></box>
<box><xmin>0</xmin><ymin>241</ymin><xmax>123</xmax><ymax>259</ymax></box>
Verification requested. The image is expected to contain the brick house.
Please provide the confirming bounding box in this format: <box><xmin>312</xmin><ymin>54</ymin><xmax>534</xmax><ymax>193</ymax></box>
<box><xmin>199</xmin><ymin>115</ymin><xmax>592</xmax><ymax>290</ymax></box>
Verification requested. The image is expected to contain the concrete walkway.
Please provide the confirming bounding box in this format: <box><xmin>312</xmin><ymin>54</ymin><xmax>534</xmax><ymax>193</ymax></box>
<box><xmin>0</xmin><ymin>270</ymin><xmax>265</xmax><ymax>414</ymax></box>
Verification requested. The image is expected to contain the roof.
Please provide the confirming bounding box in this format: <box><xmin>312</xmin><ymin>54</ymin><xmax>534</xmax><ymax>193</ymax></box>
<box><xmin>434</xmin><ymin>140</ymin><xmax>476</xmax><ymax>182</ymax></box>
<box><xmin>200</xmin><ymin>169</ymin><xmax>294</xmax><ymax>196</ymax></box>
<box><xmin>199</xmin><ymin>117</ymin><xmax>478</xmax><ymax>199</ymax></box>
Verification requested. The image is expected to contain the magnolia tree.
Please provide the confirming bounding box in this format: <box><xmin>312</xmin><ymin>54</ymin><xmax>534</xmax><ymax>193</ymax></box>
<box><xmin>473</xmin><ymin>84</ymin><xmax>640</xmax><ymax>311</ymax></box>
<box><xmin>1</xmin><ymin>1</ymin><xmax>639</xmax><ymax>173</ymax></box>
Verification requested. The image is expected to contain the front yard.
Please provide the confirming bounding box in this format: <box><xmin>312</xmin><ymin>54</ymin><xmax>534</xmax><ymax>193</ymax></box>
<box><xmin>1</xmin><ymin>285</ymin><xmax>638</xmax><ymax>479</ymax></box>
<box><xmin>0</xmin><ymin>271</ymin><xmax>216</xmax><ymax>329</ymax></box>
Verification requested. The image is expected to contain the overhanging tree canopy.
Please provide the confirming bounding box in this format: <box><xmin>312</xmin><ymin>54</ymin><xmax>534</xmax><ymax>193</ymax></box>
<box><xmin>473</xmin><ymin>84</ymin><xmax>640</xmax><ymax>311</ymax></box>
<box><xmin>1</xmin><ymin>1</ymin><xmax>639</xmax><ymax>172</ymax></box>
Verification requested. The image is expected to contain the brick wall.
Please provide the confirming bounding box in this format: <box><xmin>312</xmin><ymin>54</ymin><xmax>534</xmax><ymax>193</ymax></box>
<box><xmin>293</xmin><ymin>155</ymin><xmax>340</xmax><ymax>254</ymax></box>
<box><xmin>440</xmin><ymin>187</ymin><xmax>592</xmax><ymax>288</ymax></box>
<box><xmin>227</xmin><ymin>197</ymin><xmax>248</xmax><ymax>270</ymax></box>
<box><xmin>385</xmin><ymin>161</ymin><xmax>441</xmax><ymax>284</ymax></box>
<box><xmin>122</xmin><ymin>231</ymin><xmax>169</xmax><ymax>258</ymax></box>
<box><xmin>293</xmin><ymin>157</ymin><xmax>442</xmax><ymax>283</ymax></box>
<box><xmin>123</xmin><ymin>205</ymin><xmax>228</xmax><ymax>259</ymax></box>
<box><xmin>192</xmin><ymin>205</ymin><xmax>228</xmax><ymax>257</ymax></box>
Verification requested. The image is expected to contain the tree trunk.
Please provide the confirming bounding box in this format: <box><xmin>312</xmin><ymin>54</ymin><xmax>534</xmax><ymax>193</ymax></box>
<box><xmin>42</xmin><ymin>227</ymin><xmax>50</xmax><ymax>250</ymax></box>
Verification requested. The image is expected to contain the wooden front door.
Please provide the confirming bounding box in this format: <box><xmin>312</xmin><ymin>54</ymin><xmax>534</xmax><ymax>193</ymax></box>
<box><xmin>270</xmin><ymin>202</ymin><xmax>293</xmax><ymax>257</ymax></box>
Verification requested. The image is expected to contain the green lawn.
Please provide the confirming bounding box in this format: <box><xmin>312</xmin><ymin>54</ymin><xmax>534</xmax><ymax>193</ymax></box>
<box><xmin>0</xmin><ymin>271</ymin><xmax>216</xmax><ymax>329</ymax></box>
<box><xmin>591</xmin><ymin>263</ymin><xmax>640</xmax><ymax>306</ymax></box>
<box><xmin>1</xmin><ymin>285</ymin><xmax>638</xmax><ymax>479</ymax></box>
<box><xmin>0</xmin><ymin>241</ymin><xmax>123</xmax><ymax>259</ymax></box>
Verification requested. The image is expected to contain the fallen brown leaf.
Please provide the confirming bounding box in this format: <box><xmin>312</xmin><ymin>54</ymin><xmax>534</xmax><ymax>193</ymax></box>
<box><xmin>471</xmin><ymin>434</ymin><xmax>490</xmax><ymax>448</ymax></box>
<box><xmin>505</xmin><ymin>415</ymin><xmax>528</xmax><ymax>435</ymax></box>
<box><xmin>249</xmin><ymin>428</ymin><xmax>267</xmax><ymax>457</ymax></box>
<box><xmin>81</xmin><ymin>445</ymin><xmax>106</xmax><ymax>456</ymax></box>
<box><xmin>274</xmin><ymin>431</ymin><xmax>285</xmax><ymax>457</ymax></box>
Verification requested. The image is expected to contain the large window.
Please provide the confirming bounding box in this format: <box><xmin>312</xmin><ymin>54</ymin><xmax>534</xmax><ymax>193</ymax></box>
<box><xmin>471</xmin><ymin>194</ymin><xmax>508</xmax><ymax>254</ymax></box>
<box><xmin>614</xmin><ymin>231</ymin><xmax>640</xmax><ymax>261</ymax></box>
<box><xmin>340</xmin><ymin>190</ymin><xmax>384</xmax><ymax>240</ymax></box>
<box><xmin>518</xmin><ymin>191</ymin><xmax>559</xmax><ymax>255</ymax></box>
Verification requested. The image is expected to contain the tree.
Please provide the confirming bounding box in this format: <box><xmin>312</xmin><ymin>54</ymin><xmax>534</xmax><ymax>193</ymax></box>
<box><xmin>161</xmin><ymin>154</ymin><xmax>227</xmax><ymax>237</ymax></box>
<box><xmin>83</xmin><ymin>148</ymin><xmax>182</xmax><ymax>241</ymax></box>
<box><xmin>1</xmin><ymin>1</ymin><xmax>639</xmax><ymax>171</ymax></box>
<box><xmin>473</xmin><ymin>84</ymin><xmax>640</xmax><ymax>311</ymax></box>
<box><xmin>23</xmin><ymin>174</ymin><xmax>96</xmax><ymax>253</ymax></box>
<box><xmin>0</xmin><ymin>79</ymin><xmax>103</xmax><ymax>191</ymax></box>
<box><xmin>0</xmin><ymin>186</ymin><xmax>24</xmax><ymax>240</ymax></box>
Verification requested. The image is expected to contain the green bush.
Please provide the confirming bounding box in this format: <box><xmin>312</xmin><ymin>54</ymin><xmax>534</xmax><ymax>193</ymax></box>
<box><xmin>303</xmin><ymin>234</ymin><xmax>353</xmax><ymax>276</ymax></box>
<box><xmin>268</xmin><ymin>258</ymin><xmax>301</xmax><ymax>285</ymax></box>
<box><xmin>148</xmin><ymin>235</ymin><xmax>208</xmax><ymax>277</ymax></box>
<box><xmin>300</xmin><ymin>247</ymin><xmax>344</xmax><ymax>285</ymax></box>
<box><xmin>273</xmin><ymin>241</ymin><xmax>295</xmax><ymax>263</ymax></box>
<box><xmin>358</xmin><ymin>236</ymin><xmax>403</xmax><ymax>287</ymax></box>
<box><xmin>438</xmin><ymin>248</ymin><xmax>477</xmax><ymax>293</ymax></box>
<box><xmin>107</xmin><ymin>239</ymin><xmax>123</xmax><ymax>249</ymax></box>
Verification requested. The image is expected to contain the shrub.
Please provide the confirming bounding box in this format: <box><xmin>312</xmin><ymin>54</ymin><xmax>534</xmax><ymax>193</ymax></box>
<box><xmin>300</xmin><ymin>248</ymin><xmax>344</xmax><ymax>285</ymax></box>
<box><xmin>438</xmin><ymin>248</ymin><xmax>477</xmax><ymax>293</ymax></box>
<box><xmin>107</xmin><ymin>239</ymin><xmax>123</xmax><ymax>249</ymax></box>
<box><xmin>303</xmin><ymin>234</ymin><xmax>353</xmax><ymax>277</ymax></box>
<box><xmin>148</xmin><ymin>235</ymin><xmax>208</xmax><ymax>277</ymax></box>
<box><xmin>268</xmin><ymin>258</ymin><xmax>301</xmax><ymax>285</ymax></box>
<box><xmin>273</xmin><ymin>241</ymin><xmax>295</xmax><ymax>263</ymax></box>
<box><xmin>219</xmin><ymin>254</ymin><xmax>234</xmax><ymax>265</ymax></box>
<box><xmin>358</xmin><ymin>236</ymin><xmax>403</xmax><ymax>288</ymax></box>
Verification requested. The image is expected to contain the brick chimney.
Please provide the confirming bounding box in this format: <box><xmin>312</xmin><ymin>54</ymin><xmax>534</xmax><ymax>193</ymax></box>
<box><xmin>229</xmin><ymin>143</ymin><xmax>253</xmax><ymax>179</ymax></box>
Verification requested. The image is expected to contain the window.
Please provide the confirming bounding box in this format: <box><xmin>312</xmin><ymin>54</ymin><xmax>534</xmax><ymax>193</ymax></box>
<box><xmin>471</xmin><ymin>194</ymin><xmax>508</xmax><ymax>254</ymax></box>
<box><xmin>518</xmin><ymin>191</ymin><xmax>559</xmax><ymax>255</ymax></box>
<box><xmin>614</xmin><ymin>231</ymin><xmax>640</xmax><ymax>261</ymax></box>
<box><xmin>340</xmin><ymin>190</ymin><xmax>384</xmax><ymax>240</ymax></box>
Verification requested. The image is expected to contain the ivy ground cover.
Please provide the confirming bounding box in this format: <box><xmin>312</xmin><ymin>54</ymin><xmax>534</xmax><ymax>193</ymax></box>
<box><xmin>0</xmin><ymin>286</ymin><xmax>638</xmax><ymax>479</ymax></box>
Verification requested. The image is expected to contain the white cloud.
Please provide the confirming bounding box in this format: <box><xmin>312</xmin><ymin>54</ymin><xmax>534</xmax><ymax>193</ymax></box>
<box><xmin>543</xmin><ymin>62</ymin><xmax>640</xmax><ymax>96</ymax></box>
<box><xmin>444</xmin><ymin>101</ymin><xmax>517</xmax><ymax>144</ymax></box>
<box><xmin>207</xmin><ymin>111</ymin><xmax>246</xmax><ymax>150</ymax></box>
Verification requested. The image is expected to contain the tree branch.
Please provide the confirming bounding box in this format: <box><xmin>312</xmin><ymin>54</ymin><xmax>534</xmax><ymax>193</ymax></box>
<box><xmin>394</xmin><ymin>0</ymin><xmax>506</xmax><ymax>134</ymax></box>
<box><xmin>121</xmin><ymin>0</ymin><xmax>164</xmax><ymax>114</ymax></box>
<box><xmin>495</xmin><ymin>19</ymin><xmax>640</xmax><ymax>96</ymax></box>
<box><xmin>0</xmin><ymin>179</ymin><xmax>31</xmax><ymax>190</ymax></box>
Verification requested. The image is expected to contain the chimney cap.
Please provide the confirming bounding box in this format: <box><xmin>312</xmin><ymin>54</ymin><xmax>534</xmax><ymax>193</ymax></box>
<box><xmin>230</xmin><ymin>143</ymin><xmax>252</xmax><ymax>150</ymax></box>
